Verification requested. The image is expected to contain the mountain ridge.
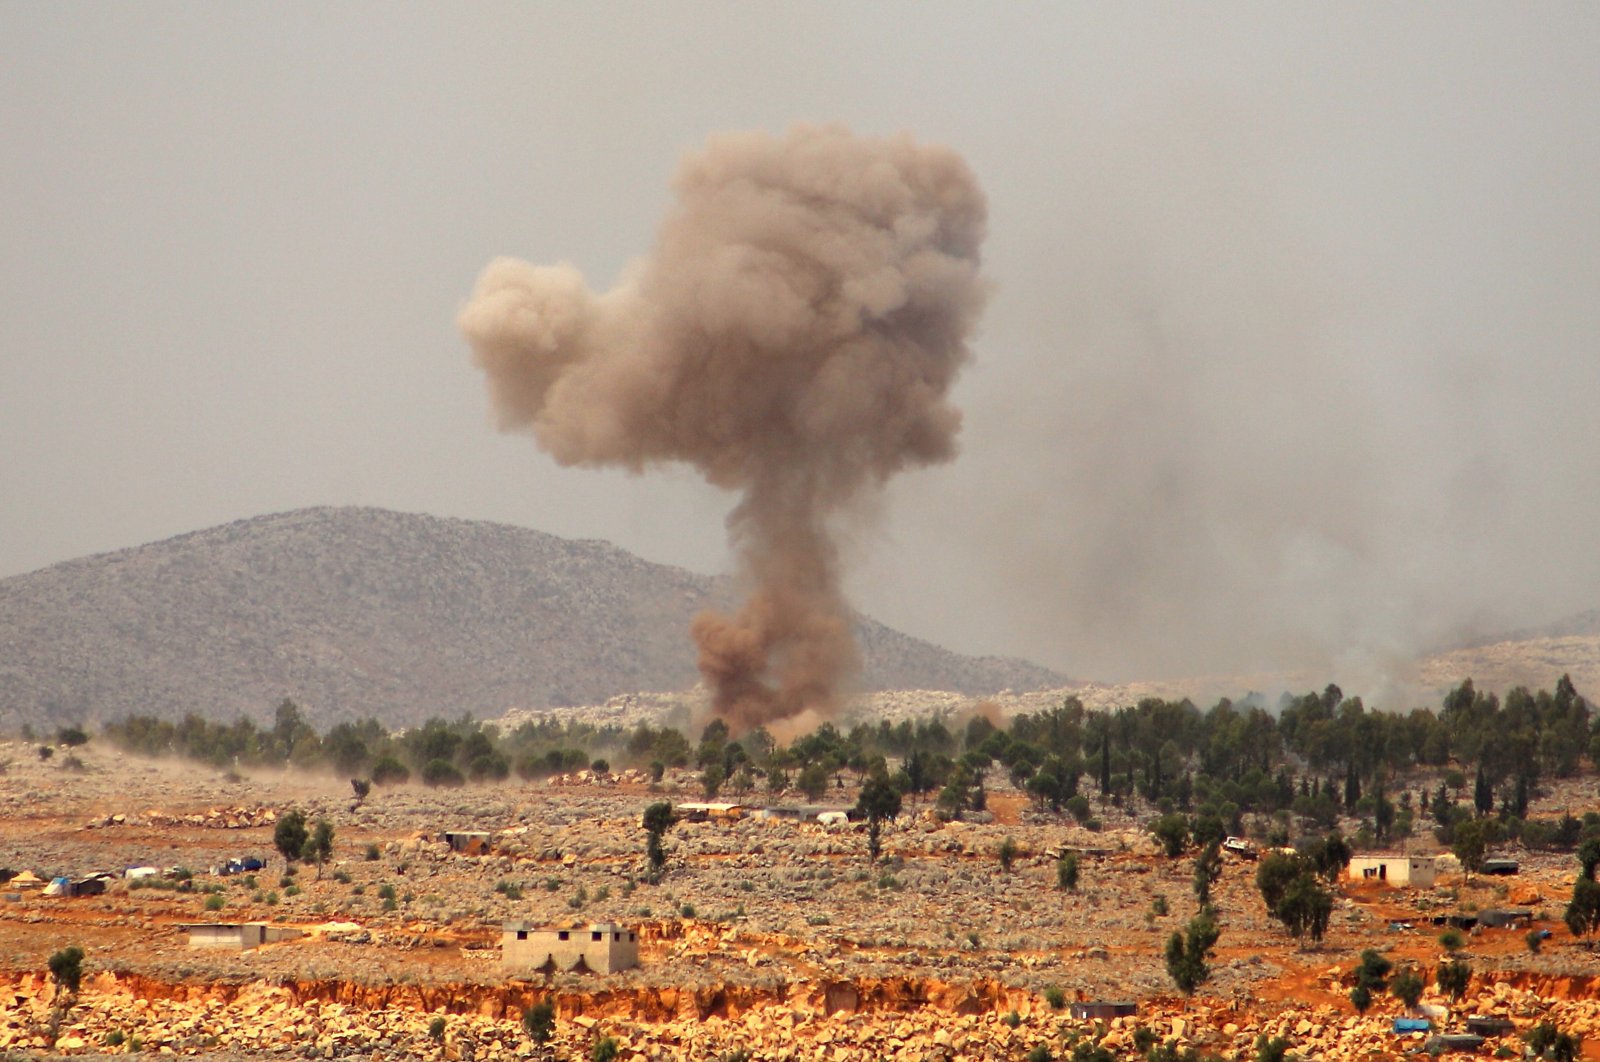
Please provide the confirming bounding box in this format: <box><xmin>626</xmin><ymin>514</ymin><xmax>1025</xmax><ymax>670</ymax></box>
<box><xmin>0</xmin><ymin>506</ymin><xmax>1069</xmax><ymax>732</ymax></box>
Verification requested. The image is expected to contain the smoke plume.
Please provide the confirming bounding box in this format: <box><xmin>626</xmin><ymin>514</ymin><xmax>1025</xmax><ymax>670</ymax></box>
<box><xmin>459</xmin><ymin>125</ymin><xmax>988</xmax><ymax>728</ymax></box>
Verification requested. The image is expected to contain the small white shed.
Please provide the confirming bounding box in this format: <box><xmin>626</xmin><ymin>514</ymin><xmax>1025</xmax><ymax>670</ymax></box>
<box><xmin>1349</xmin><ymin>854</ymin><xmax>1437</xmax><ymax>888</ymax></box>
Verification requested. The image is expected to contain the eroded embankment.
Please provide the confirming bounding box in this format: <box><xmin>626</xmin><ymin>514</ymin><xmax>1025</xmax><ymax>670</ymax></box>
<box><xmin>9</xmin><ymin>963</ymin><xmax>1600</xmax><ymax>1022</ymax></box>
<box><xmin>8</xmin><ymin>969</ymin><xmax>1041</xmax><ymax>1023</ymax></box>
<box><xmin>9</xmin><ymin>965</ymin><xmax>1600</xmax><ymax>1062</ymax></box>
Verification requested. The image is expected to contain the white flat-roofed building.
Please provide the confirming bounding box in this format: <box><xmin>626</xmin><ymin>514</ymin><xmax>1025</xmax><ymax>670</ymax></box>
<box><xmin>502</xmin><ymin>921</ymin><xmax>639</xmax><ymax>974</ymax></box>
<box><xmin>1349</xmin><ymin>854</ymin><xmax>1437</xmax><ymax>888</ymax></box>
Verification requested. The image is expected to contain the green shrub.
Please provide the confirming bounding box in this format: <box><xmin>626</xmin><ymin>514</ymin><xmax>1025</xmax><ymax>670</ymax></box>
<box><xmin>1437</xmin><ymin>957</ymin><xmax>1472</xmax><ymax>1002</ymax></box>
<box><xmin>420</xmin><ymin>759</ymin><xmax>465</xmax><ymax>788</ymax></box>
<box><xmin>1044</xmin><ymin>986</ymin><xmax>1067</xmax><ymax>1010</ymax></box>
<box><xmin>1392</xmin><ymin>967</ymin><xmax>1424</xmax><ymax>1009</ymax></box>
<box><xmin>1255</xmin><ymin>1035</ymin><xmax>1292</xmax><ymax>1062</ymax></box>
<box><xmin>364</xmin><ymin>844</ymin><xmax>381</xmax><ymax>861</ymax></box>
<box><xmin>1057</xmin><ymin>853</ymin><xmax>1080</xmax><ymax>891</ymax></box>
<box><xmin>1165</xmin><ymin>912</ymin><xmax>1220</xmax><ymax>995</ymax></box>
<box><xmin>204</xmin><ymin>894</ymin><xmax>225</xmax><ymax>912</ymax></box>
<box><xmin>1524</xmin><ymin>1021</ymin><xmax>1581</xmax><ymax>1062</ymax></box>
<box><xmin>522</xmin><ymin>1001</ymin><xmax>555</xmax><ymax>1043</ymax></box>
<box><xmin>428</xmin><ymin>1017</ymin><xmax>446</xmax><ymax>1041</ymax></box>
<box><xmin>1069</xmin><ymin>1040</ymin><xmax>1112</xmax><ymax>1062</ymax></box>
<box><xmin>371</xmin><ymin>756</ymin><xmax>409</xmax><ymax>786</ymax></box>
<box><xmin>591</xmin><ymin>1037</ymin><xmax>619</xmax><ymax>1062</ymax></box>
<box><xmin>48</xmin><ymin>945</ymin><xmax>84</xmax><ymax>993</ymax></box>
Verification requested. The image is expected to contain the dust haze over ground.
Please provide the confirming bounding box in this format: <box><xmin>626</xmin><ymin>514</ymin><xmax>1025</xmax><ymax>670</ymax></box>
<box><xmin>883</xmin><ymin>76</ymin><xmax>1600</xmax><ymax>698</ymax></box>
<box><xmin>461</xmin><ymin>125</ymin><xmax>988</xmax><ymax>729</ymax></box>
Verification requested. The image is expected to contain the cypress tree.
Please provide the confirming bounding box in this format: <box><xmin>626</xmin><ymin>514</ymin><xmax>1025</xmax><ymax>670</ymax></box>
<box><xmin>1099</xmin><ymin>732</ymin><xmax>1111</xmax><ymax>796</ymax></box>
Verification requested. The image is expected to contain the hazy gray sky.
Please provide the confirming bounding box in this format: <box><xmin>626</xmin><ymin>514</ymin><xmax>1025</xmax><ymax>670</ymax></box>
<box><xmin>4</xmin><ymin>4</ymin><xmax>1598</xmax><ymax>689</ymax></box>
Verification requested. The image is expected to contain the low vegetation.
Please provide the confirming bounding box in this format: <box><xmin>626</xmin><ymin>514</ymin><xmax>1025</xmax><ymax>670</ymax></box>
<box><xmin>28</xmin><ymin>673</ymin><xmax>1600</xmax><ymax>1060</ymax></box>
<box><xmin>85</xmin><ymin>677</ymin><xmax>1598</xmax><ymax>872</ymax></box>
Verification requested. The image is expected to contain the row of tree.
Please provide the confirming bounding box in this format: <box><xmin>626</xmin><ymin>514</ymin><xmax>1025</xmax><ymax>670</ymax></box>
<box><xmin>94</xmin><ymin>678</ymin><xmax>1596</xmax><ymax>837</ymax></box>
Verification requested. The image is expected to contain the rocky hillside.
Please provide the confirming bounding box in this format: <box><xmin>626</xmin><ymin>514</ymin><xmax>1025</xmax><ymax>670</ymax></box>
<box><xmin>1415</xmin><ymin>634</ymin><xmax>1600</xmax><ymax>704</ymax></box>
<box><xmin>0</xmin><ymin>507</ymin><xmax>1067</xmax><ymax>732</ymax></box>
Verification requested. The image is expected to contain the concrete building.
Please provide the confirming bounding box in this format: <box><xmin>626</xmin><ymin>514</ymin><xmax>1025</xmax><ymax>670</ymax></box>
<box><xmin>501</xmin><ymin>921</ymin><xmax>638</xmax><ymax>974</ymax></box>
<box><xmin>182</xmin><ymin>923</ymin><xmax>302</xmax><ymax>950</ymax></box>
<box><xmin>1349</xmin><ymin>854</ymin><xmax>1437</xmax><ymax>888</ymax></box>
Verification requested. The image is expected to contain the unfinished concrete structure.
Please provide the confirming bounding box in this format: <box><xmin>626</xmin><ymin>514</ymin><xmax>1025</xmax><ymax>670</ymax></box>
<box><xmin>182</xmin><ymin>923</ymin><xmax>302</xmax><ymax>950</ymax></box>
<box><xmin>1349</xmin><ymin>854</ymin><xmax>1437</xmax><ymax>887</ymax></box>
<box><xmin>501</xmin><ymin>921</ymin><xmax>638</xmax><ymax>974</ymax></box>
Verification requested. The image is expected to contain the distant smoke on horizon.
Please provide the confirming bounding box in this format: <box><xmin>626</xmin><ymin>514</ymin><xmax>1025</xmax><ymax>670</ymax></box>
<box><xmin>460</xmin><ymin>124</ymin><xmax>988</xmax><ymax>729</ymax></box>
<box><xmin>903</xmin><ymin>98</ymin><xmax>1600</xmax><ymax>703</ymax></box>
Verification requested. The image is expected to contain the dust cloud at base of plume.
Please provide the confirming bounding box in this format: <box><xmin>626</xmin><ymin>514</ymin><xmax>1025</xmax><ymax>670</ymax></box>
<box><xmin>459</xmin><ymin>124</ymin><xmax>989</xmax><ymax>730</ymax></box>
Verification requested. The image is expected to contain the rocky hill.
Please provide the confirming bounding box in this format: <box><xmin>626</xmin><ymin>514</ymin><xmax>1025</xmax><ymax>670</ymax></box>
<box><xmin>1415</xmin><ymin>633</ymin><xmax>1600</xmax><ymax>704</ymax></box>
<box><xmin>0</xmin><ymin>507</ymin><xmax>1067</xmax><ymax>732</ymax></box>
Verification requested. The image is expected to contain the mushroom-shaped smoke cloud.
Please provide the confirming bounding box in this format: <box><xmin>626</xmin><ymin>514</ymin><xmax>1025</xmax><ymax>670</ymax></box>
<box><xmin>459</xmin><ymin>124</ymin><xmax>988</xmax><ymax>729</ymax></box>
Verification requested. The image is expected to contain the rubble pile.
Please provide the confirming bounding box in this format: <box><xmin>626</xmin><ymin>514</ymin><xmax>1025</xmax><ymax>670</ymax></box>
<box><xmin>5</xmin><ymin>970</ymin><xmax>1600</xmax><ymax>1061</ymax></box>
<box><xmin>83</xmin><ymin>806</ymin><xmax>280</xmax><ymax>830</ymax></box>
<box><xmin>545</xmin><ymin>768</ymin><xmax>652</xmax><ymax>788</ymax></box>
